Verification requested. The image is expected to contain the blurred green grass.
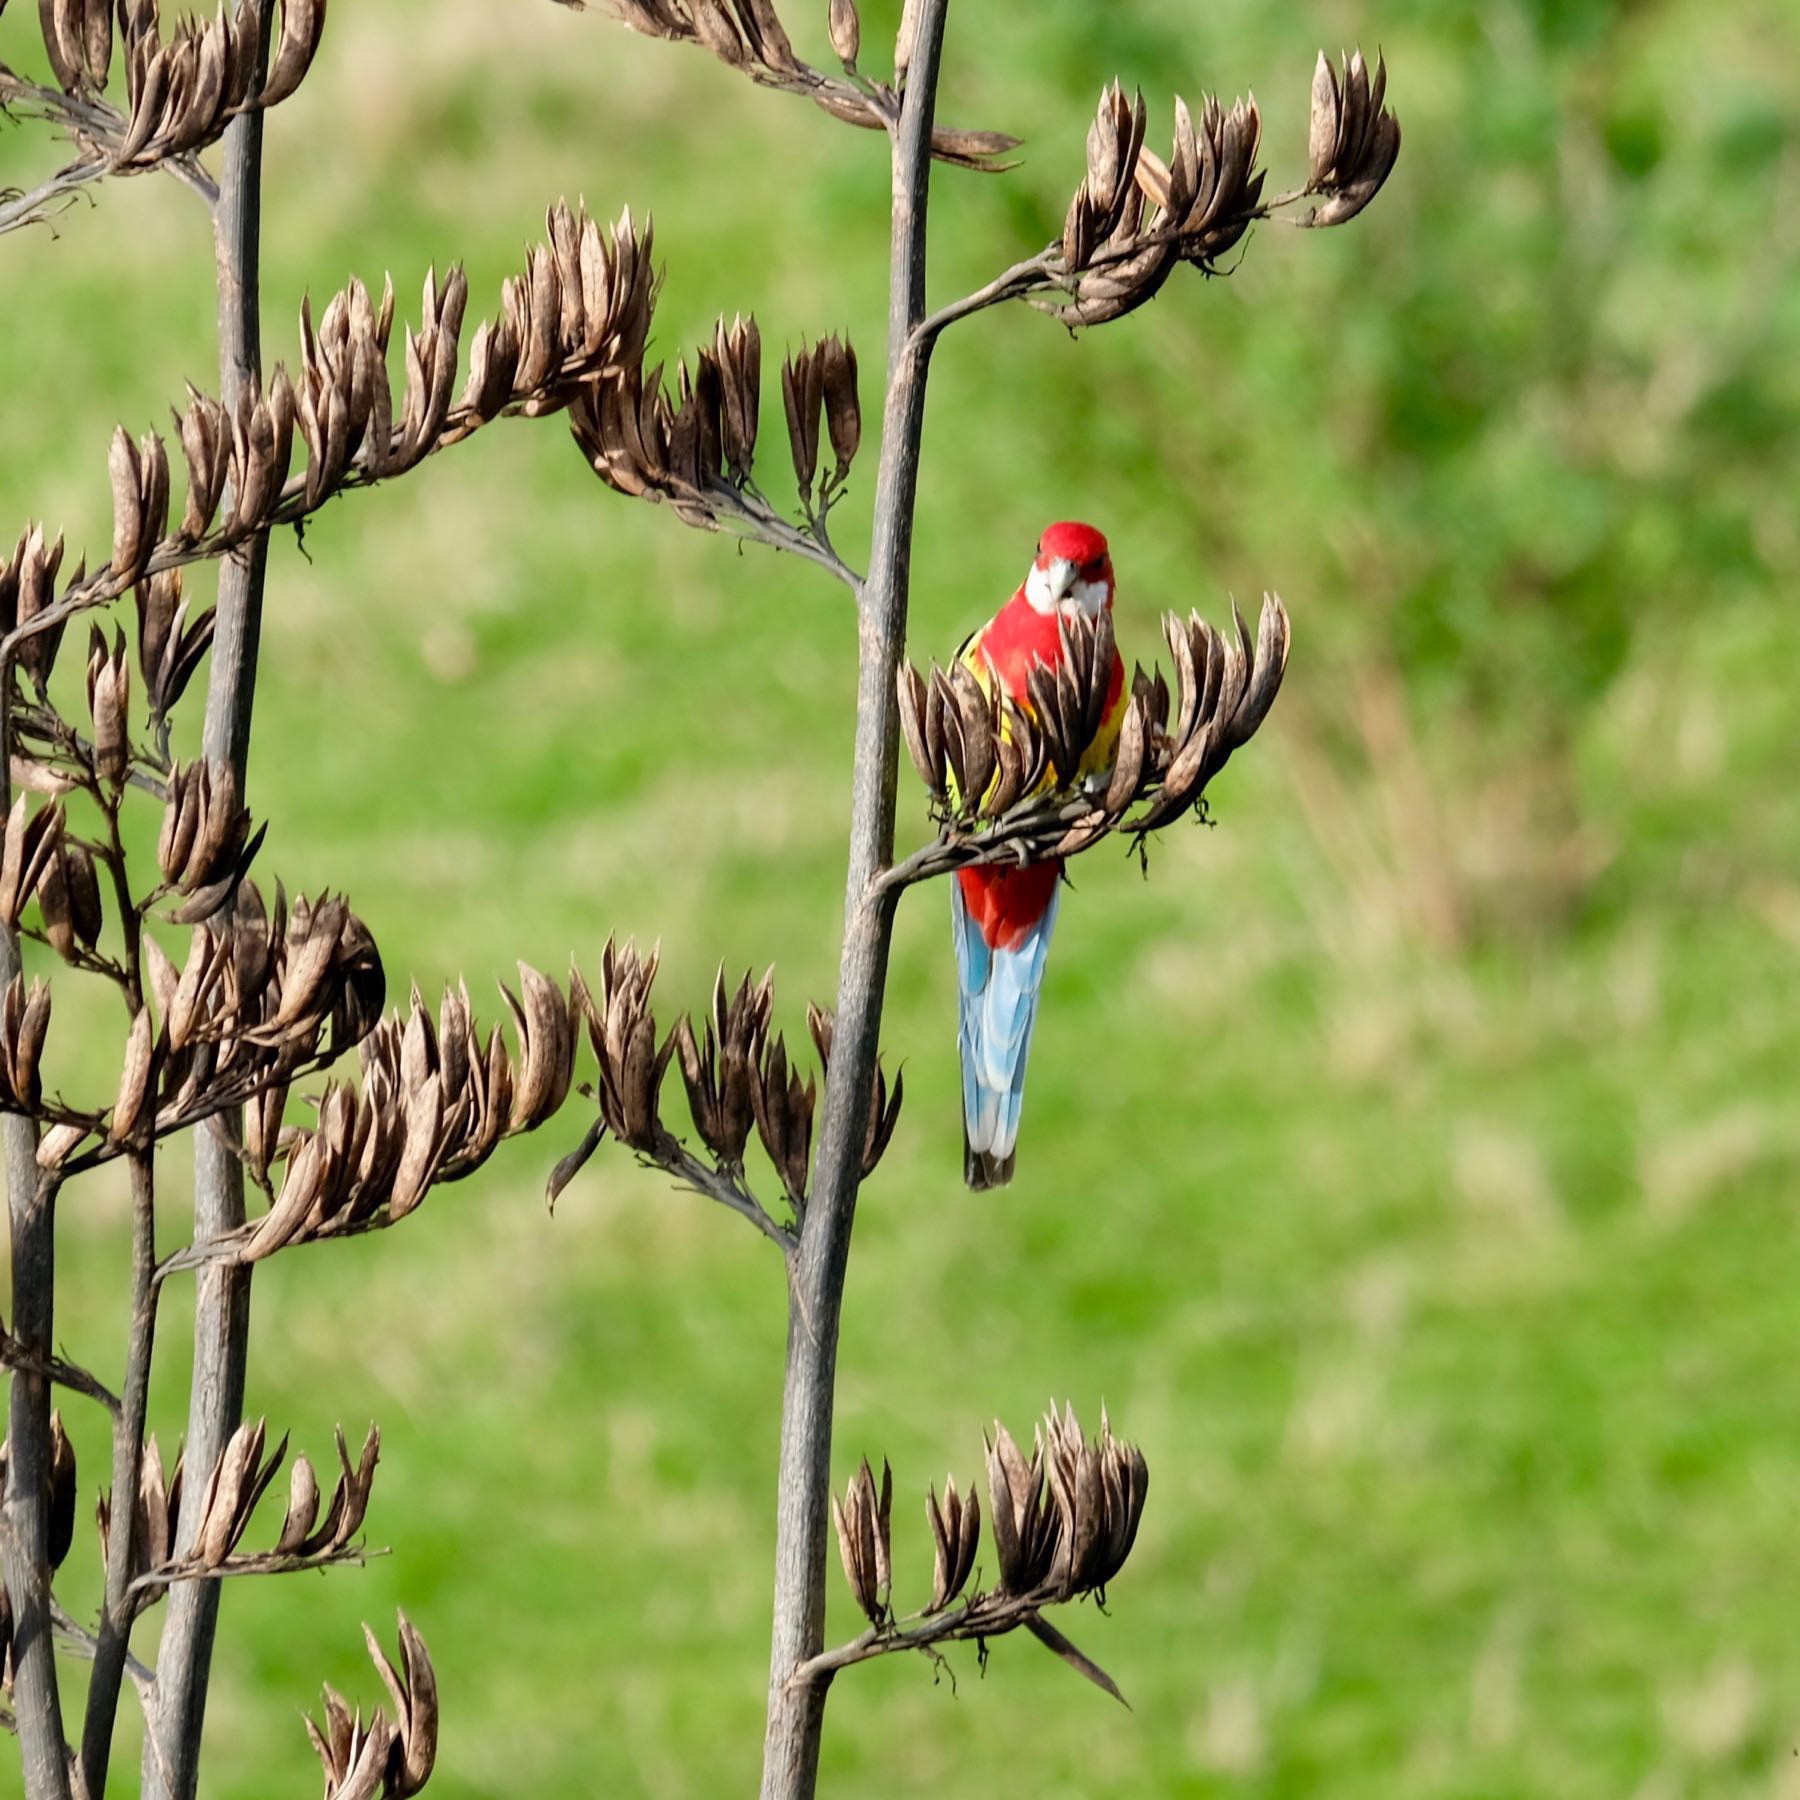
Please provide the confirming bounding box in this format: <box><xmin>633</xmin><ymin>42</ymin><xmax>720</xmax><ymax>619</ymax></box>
<box><xmin>3</xmin><ymin>0</ymin><xmax>1800</xmax><ymax>1793</ymax></box>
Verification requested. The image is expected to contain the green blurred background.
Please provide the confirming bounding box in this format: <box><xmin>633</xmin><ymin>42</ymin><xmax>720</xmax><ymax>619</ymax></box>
<box><xmin>3</xmin><ymin>0</ymin><xmax>1799</xmax><ymax>1792</ymax></box>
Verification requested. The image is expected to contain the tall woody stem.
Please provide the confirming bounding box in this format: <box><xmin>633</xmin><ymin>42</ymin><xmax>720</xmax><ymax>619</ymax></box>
<box><xmin>1</xmin><ymin>1128</ymin><xmax>71</xmax><ymax>1800</ymax></box>
<box><xmin>0</xmin><ymin>655</ymin><xmax>71</xmax><ymax>1799</ymax></box>
<box><xmin>143</xmin><ymin>9</ymin><xmax>274</xmax><ymax>1795</ymax></box>
<box><xmin>759</xmin><ymin>5</ymin><xmax>951</xmax><ymax>1795</ymax></box>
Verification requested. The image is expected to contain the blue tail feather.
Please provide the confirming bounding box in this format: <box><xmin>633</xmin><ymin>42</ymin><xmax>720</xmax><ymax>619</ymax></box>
<box><xmin>952</xmin><ymin>881</ymin><xmax>1059</xmax><ymax>1189</ymax></box>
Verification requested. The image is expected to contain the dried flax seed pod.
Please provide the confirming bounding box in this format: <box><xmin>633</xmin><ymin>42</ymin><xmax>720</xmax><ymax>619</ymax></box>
<box><xmin>574</xmin><ymin>938</ymin><xmax>674</xmax><ymax>1153</ymax></box>
<box><xmin>750</xmin><ymin>1031</ymin><xmax>814</xmax><ymax>1203</ymax></box>
<box><xmin>984</xmin><ymin>1418</ymin><xmax>1058</xmax><ymax>1597</ymax></box>
<box><xmin>805</xmin><ymin>1002</ymin><xmax>902</xmax><ymax>1178</ymax></box>
<box><xmin>260</xmin><ymin>0</ymin><xmax>327</xmax><ymax>107</ymax></box>
<box><xmin>831</xmin><ymin>1456</ymin><xmax>891</xmax><ymax>1625</ymax></box>
<box><xmin>781</xmin><ymin>342</ymin><xmax>825</xmax><ymax>498</ymax></box>
<box><xmin>0</xmin><ymin>797</ymin><xmax>65</xmax><ymax>927</ymax></box>
<box><xmin>136</xmin><ymin>568</ymin><xmax>215</xmax><ymax>720</ymax></box>
<box><xmin>925</xmin><ymin>1475</ymin><xmax>980</xmax><ymax>1612</ymax></box>
<box><xmin>1304</xmin><ymin>49</ymin><xmax>1401</xmax><ymax>226</ymax></box>
<box><xmin>827</xmin><ymin>0</ymin><xmax>859</xmax><ymax>64</ymax></box>
<box><xmin>86</xmin><ymin>625</ymin><xmax>132</xmax><ymax>783</ymax></box>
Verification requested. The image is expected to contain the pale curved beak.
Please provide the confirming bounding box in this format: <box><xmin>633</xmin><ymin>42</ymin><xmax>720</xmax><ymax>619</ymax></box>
<box><xmin>1046</xmin><ymin>558</ymin><xmax>1077</xmax><ymax>601</ymax></box>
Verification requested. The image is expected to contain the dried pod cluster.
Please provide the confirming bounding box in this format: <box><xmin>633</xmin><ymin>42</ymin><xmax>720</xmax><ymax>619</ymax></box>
<box><xmin>1048</xmin><ymin>84</ymin><xmax>1267</xmax><ymax>326</ymax></box>
<box><xmin>3</xmin><ymin>204</ymin><xmax>668</xmax><ymax>666</ymax></box>
<box><xmin>305</xmin><ymin>1613</ymin><xmax>438</xmax><ymax>1800</ymax></box>
<box><xmin>829</xmin><ymin>1406</ymin><xmax>1147</xmax><ymax>1673</ymax></box>
<box><xmin>571</xmin><ymin>311</ymin><xmax>862</xmax><ymax>534</ymax></box>
<box><xmin>549</xmin><ymin>947</ymin><xmax>902</xmax><ymax>1224</ymax></box>
<box><xmin>583</xmin><ymin>0</ymin><xmax>1018</xmax><ymax>170</ymax></box>
<box><xmin>570</xmin><ymin>313</ymin><xmax>755</xmax><ymax>526</ymax></box>
<box><xmin>474</xmin><ymin>201</ymin><xmax>658</xmax><ymax>424</ymax></box>
<box><xmin>38</xmin><ymin>0</ymin><xmax>325</xmax><ymax>166</ymax></box>
<box><xmin>235</xmin><ymin>968</ymin><xmax>576</xmax><ymax>1262</ymax></box>
<box><xmin>101</xmin><ymin>1419</ymin><xmax>379</xmax><ymax>1598</ymax></box>
<box><xmin>988</xmin><ymin>1404</ymin><xmax>1146</xmax><ymax>1603</ymax></box>
<box><xmin>898</xmin><ymin>596</ymin><xmax>1290</xmax><ymax>868</ymax></box>
<box><xmin>8</xmin><ymin>879</ymin><xmax>388</xmax><ymax>1172</ymax></box>
<box><xmin>1125</xmin><ymin>597</ymin><xmax>1290</xmax><ymax>834</ymax></box>
<box><xmin>997</xmin><ymin>53</ymin><xmax>1398</xmax><ymax>330</ymax></box>
<box><xmin>781</xmin><ymin>336</ymin><xmax>859</xmax><ymax>512</ymax></box>
<box><xmin>1304</xmin><ymin>50</ymin><xmax>1402</xmax><ymax>227</ymax></box>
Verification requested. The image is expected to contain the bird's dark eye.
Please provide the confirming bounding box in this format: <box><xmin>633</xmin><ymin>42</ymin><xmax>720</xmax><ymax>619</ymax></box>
<box><xmin>1081</xmin><ymin>557</ymin><xmax>1105</xmax><ymax>579</ymax></box>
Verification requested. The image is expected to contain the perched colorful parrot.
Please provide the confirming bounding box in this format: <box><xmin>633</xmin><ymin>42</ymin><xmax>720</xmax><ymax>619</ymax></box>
<box><xmin>951</xmin><ymin>521</ymin><xmax>1127</xmax><ymax>1189</ymax></box>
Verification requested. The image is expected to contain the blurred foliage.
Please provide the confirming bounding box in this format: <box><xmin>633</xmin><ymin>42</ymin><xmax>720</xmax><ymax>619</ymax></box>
<box><xmin>1</xmin><ymin>0</ymin><xmax>1798</xmax><ymax>1794</ymax></box>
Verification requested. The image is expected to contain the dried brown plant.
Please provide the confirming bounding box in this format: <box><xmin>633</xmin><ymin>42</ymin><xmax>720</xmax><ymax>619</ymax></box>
<box><xmin>0</xmin><ymin>3</ymin><xmax>1397</xmax><ymax>1798</ymax></box>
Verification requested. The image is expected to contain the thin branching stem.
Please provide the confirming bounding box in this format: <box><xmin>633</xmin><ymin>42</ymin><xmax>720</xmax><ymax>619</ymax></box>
<box><xmin>50</xmin><ymin>1598</ymin><xmax>156</xmax><ymax>1700</ymax></box>
<box><xmin>659</xmin><ymin>1142</ymin><xmax>797</xmax><ymax>1254</ymax></box>
<box><xmin>0</xmin><ymin>1332</ymin><xmax>121</xmax><ymax>1415</ymax></box>
<box><xmin>790</xmin><ymin>1588</ymin><xmax>1058</xmax><ymax>1685</ymax></box>
<box><xmin>126</xmin><ymin>1542</ymin><xmax>376</xmax><ymax>1602</ymax></box>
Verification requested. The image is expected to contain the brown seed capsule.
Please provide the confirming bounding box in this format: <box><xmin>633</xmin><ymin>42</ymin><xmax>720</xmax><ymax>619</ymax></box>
<box><xmin>984</xmin><ymin>1419</ymin><xmax>1058</xmax><ymax>1597</ymax></box>
<box><xmin>827</xmin><ymin>0</ymin><xmax>860</xmax><ymax>63</ymax></box>
<box><xmin>831</xmin><ymin>1456</ymin><xmax>891</xmax><ymax>1626</ymax></box>
<box><xmin>111</xmin><ymin>1006</ymin><xmax>155</xmax><ymax>1143</ymax></box>
<box><xmin>274</xmin><ymin>1452</ymin><xmax>321</xmax><ymax>1556</ymax></box>
<box><xmin>85</xmin><ymin>626</ymin><xmax>131</xmax><ymax>785</ymax></box>
<box><xmin>819</xmin><ymin>336</ymin><xmax>860</xmax><ymax>482</ymax></box>
<box><xmin>363</xmin><ymin>1610</ymin><xmax>439</xmax><ymax>1798</ymax></box>
<box><xmin>261</xmin><ymin>0</ymin><xmax>325</xmax><ymax>107</ymax></box>
<box><xmin>781</xmin><ymin>345</ymin><xmax>823</xmax><ymax>498</ymax></box>
<box><xmin>64</xmin><ymin>846</ymin><xmax>101</xmax><ymax>956</ymax></box>
<box><xmin>0</xmin><ymin>797</ymin><xmax>64</xmax><ymax>928</ymax></box>
<box><xmin>926</xmin><ymin>1475</ymin><xmax>980</xmax><ymax>1612</ymax></box>
<box><xmin>47</xmin><ymin>1410</ymin><xmax>77</xmax><ymax>1571</ymax></box>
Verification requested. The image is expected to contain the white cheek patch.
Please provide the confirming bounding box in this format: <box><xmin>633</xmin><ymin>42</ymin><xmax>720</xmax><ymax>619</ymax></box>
<box><xmin>1024</xmin><ymin>564</ymin><xmax>1057</xmax><ymax>614</ymax></box>
<box><xmin>1067</xmin><ymin>577</ymin><xmax>1110</xmax><ymax>618</ymax></box>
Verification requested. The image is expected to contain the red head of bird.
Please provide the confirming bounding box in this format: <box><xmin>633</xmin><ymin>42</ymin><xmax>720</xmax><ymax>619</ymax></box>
<box><xmin>1023</xmin><ymin>520</ymin><xmax>1115</xmax><ymax>619</ymax></box>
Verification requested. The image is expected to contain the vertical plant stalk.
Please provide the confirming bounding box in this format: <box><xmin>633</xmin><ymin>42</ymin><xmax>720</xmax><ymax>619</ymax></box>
<box><xmin>143</xmin><ymin>10</ymin><xmax>275</xmax><ymax>1796</ymax></box>
<box><xmin>759</xmin><ymin>6</ymin><xmax>949</xmax><ymax>1796</ymax></box>
<box><xmin>0</xmin><ymin>665</ymin><xmax>72</xmax><ymax>1798</ymax></box>
<box><xmin>79</xmin><ymin>1149</ymin><xmax>157</xmax><ymax>1799</ymax></box>
<box><xmin>0</xmin><ymin>951</ymin><xmax>72</xmax><ymax>1799</ymax></box>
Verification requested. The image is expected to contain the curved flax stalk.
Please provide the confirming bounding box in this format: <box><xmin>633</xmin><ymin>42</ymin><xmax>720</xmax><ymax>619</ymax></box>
<box><xmin>758</xmin><ymin>5</ymin><xmax>950</xmax><ymax>1795</ymax></box>
<box><xmin>143</xmin><ymin>11</ymin><xmax>274</xmax><ymax>1793</ymax></box>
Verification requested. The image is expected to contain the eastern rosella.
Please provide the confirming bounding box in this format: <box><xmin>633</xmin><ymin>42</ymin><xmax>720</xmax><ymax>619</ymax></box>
<box><xmin>951</xmin><ymin>521</ymin><xmax>1127</xmax><ymax>1189</ymax></box>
